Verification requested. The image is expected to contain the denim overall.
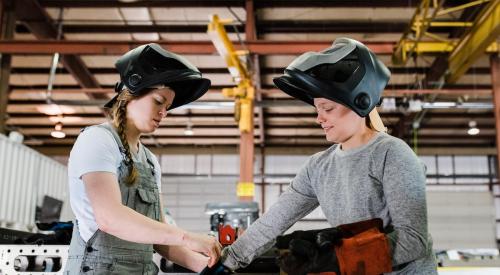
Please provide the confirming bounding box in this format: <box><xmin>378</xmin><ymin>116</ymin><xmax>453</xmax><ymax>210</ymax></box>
<box><xmin>65</xmin><ymin>123</ymin><xmax>161</xmax><ymax>274</ymax></box>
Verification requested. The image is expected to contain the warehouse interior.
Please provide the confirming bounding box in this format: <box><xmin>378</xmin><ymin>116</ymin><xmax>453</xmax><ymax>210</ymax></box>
<box><xmin>0</xmin><ymin>0</ymin><xmax>499</xmax><ymax>274</ymax></box>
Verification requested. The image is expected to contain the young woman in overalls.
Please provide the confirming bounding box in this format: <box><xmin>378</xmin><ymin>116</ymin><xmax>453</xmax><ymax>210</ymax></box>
<box><xmin>65</xmin><ymin>44</ymin><xmax>222</xmax><ymax>274</ymax></box>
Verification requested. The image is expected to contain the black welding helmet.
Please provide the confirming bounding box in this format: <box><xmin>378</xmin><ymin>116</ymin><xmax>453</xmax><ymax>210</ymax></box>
<box><xmin>105</xmin><ymin>43</ymin><xmax>211</xmax><ymax>110</ymax></box>
<box><xmin>273</xmin><ymin>37</ymin><xmax>390</xmax><ymax>117</ymax></box>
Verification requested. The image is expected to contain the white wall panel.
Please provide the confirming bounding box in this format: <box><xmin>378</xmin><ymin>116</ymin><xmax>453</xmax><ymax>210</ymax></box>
<box><xmin>420</xmin><ymin>156</ymin><xmax>436</xmax><ymax>174</ymax></box>
<box><xmin>427</xmin><ymin>190</ymin><xmax>496</xmax><ymax>249</ymax></box>
<box><xmin>437</xmin><ymin>156</ymin><xmax>454</xmax><ymax>184</ymax></box>
<box><xmin>264</xmin><ymin>155</ymin><xmax>309</xmax><ymax>175</ymax></box>
<box><xmin>162</xmin><ymin>177</ymin><xmax>238</xmax><ymax>232</ymax></box>
<box><xmin>454</xmin><ymin>156</ymin><xmax>489</xmax><ymax>174</ymax></box>
<box><xmin>195</xmin><ymin>154</ymin><xmax>212</xmax><ymax>175</ymax></box>
<box><xmin>493</xmin><ymin>185</ymin><xmax>500</xmax><ymax>241</ymax></box>
<box><xmin>263</xmin><ymin>185</ymin><xmax>281</xmax><ymax>213</ymax></box>
<box><xmin>212</xmin><ymin>155</ymin><xmax>239</xmax><ymax>175</ymax></box>
<box><xmin>161</xmin><ymin>155</ymin><xmax>195</xmax><ymax>174</ymax></box>
<box><xmin>0</xmin><ymin>134</ymin><xmax>71</xmax><ymax>230</ymax></box>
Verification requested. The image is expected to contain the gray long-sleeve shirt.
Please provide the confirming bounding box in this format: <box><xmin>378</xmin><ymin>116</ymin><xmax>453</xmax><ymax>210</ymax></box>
<box><xmin>222</xmin><ymin>132</ymin><xmax>438</xmax><ymax>274</ymax></box>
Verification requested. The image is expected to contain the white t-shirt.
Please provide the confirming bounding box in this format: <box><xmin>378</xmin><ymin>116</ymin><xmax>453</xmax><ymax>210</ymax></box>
<box><xmin>68</xmin><ymin>123</ymin><xmax>162</xmax><ymax>242</ymax></box>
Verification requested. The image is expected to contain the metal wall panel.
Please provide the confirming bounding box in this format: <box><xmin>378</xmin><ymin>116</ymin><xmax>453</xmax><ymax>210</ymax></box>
<box><xmin>0</xmin><ymin>134</ymin><xmax>71</xmax><ymax>230</ymax></box>
<box><xmin>162</xmin><ymin>176</ymin><xmax>238</xmax><ymax>232</ymax></box>
<box><xmin>427</xmin><ymin>189</ymin><xmax>496</xmax><ymax>249</ymax></box>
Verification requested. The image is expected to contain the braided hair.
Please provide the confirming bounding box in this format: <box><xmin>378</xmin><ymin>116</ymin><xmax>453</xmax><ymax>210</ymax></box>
<box><xmin>110</xmin><ymin>89</ymin><xmax>138</xmax><ymax>186</ymax></box>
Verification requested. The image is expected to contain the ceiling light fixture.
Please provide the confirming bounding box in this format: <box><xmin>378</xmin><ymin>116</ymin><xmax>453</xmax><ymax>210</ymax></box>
<box><xmin>467</xmin><ymin>120</ymin><xmax>480</xmax><ymax>136</ymax></box>
<box><xmin>51</xmin><ymin>122</ymin><xmax>66</xmax><ymax>138</ymax></box>
<box><xmin>184</xmin><ymin>122</ymin><xmax>194</xmax><ymax>136</ymax></box>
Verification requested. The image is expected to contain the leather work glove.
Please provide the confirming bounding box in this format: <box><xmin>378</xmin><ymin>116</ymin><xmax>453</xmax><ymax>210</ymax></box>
<box><xmin>275</xmin><ymin>229</ymin><xmax>323</xmax><ymax>249</ymax></box>
<box><xmin>315</xmin><ymin>227</ymin><xmax>343</xmax><ymax>250</ymax></box>
<box><xmin>199</xmin><ymin>260</ymin><xmax>232</xmax><ymax>275</ymax></box>
<box><xmin>276</xmin><ymin>227</ymin><xmax>343</xmax><ymax>275</ymax></box>
<box><xmin>278</xmin><ymin>238</ymin><xmax>340</xmax><ymax>275</ymax></box>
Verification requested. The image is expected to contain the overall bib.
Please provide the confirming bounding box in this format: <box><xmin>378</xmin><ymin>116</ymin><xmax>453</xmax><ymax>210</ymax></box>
<box><xmin>65</xmin><ymin>124</ymin><xmax>161</xmax><ymax>274</ymax></box>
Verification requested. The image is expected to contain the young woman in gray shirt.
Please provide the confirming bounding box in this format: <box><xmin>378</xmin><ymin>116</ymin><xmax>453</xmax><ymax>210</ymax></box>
<box><xmin>205</xmin><ymin>38</ymin><xmax>438</xmax><ymax>275</ymax></box>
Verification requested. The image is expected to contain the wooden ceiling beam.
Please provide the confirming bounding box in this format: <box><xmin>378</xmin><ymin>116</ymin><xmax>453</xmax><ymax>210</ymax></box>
<box><xmin>38</xmin><ymin>0</ymin><xmax>470</xmax><ymax>8</ymax></box>
<box><xmin>0</xmin><ymin>40</ymin><xmax>395</xmax><ymax>55</ymax></box>
<box><xmin>14</xmin><ymin>131</ymin><xmax>497</xmax><ymax>140</ymax></box>
<box><xmin>8</xmin><ymin>67</ymin><xmax>495</xmax><ymax>75</ymax></box>
<box><xmin>5</xmin><ymin>110</ymin><xmax>493</xmax><ymax>119</ymax></box>
<box><xmin>8</xmin><ymin>84</ymin><xmax>494</xmax><ymax>91</ymax></box>
<box><xmin>8</xmin><ymin>88</ymin><xmax>492</xmax><ymax>96</ymax></box>
<box><xmin>15</xmin><ymin>21</ymin><xmax>423</xmax><ymax>34</ymax></box>
<box><xmin>14</xmin><ymin>0</ymin><xmax>104</xmax><ymax>99</ymax></box>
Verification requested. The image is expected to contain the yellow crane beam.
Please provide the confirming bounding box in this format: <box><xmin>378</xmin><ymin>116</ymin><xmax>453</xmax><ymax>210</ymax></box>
<box><xmin>393</xmin><ymin>0</ymin><xmax>445</xmax><ymax>65</ymax></box>
<box><xmin>207</xmin><ymin>14</ymin><xmax>255</xmax><ymax>200</ymax></box>
<box><xmin>447</xmin><ymin>0</ymin><xmax>500</xmax><ymax>83</ymax></box>
<box><xmin>400</xmin><ymin>40</ymin><xmax>498</xmax><ymax>53</ymax></box>
<box><xmin>207</xmin><ymin>14</ymin><xmax>253</xmax><ymax>133</ymax></box>
<box><xmin>207</xmin><ymin>15</ymin><xmax>249</xmax><ymax>82</ymax></box>
<box><xmin>392</xmin><ymin>0</ymin><xmax>499</xmax><ymax>66</ymax></box>
<box><xmin>437</xmin><ymin>0</ymin><xmax>491</xmax><ymax>16</ymax></box>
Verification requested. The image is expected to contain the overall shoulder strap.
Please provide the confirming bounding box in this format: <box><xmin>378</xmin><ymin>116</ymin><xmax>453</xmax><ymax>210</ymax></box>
<box><xmin>141</xmin><ymin>145</ymin><xmax>157</xmax><ymax>177</ymax></box>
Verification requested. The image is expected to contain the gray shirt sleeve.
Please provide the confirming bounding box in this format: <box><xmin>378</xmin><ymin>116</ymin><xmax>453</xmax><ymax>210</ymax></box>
<box><xmin>222</xmin><ymin>158</ymin><xmax>320</xmax><ymax>270</ymax></box>
<box><xmin>381</xmin><ymin>140</ymin><xmax>430</xmax><ymax>266</ymax></box>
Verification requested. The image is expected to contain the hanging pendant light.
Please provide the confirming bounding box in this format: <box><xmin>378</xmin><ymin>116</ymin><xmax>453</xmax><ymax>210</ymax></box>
<box><xmin>51</xmin><ymin>122</ymin><xmax>66</xmax><ymax>138</ymax></box>
<box><xmin>467</xmin><ymin>120</ymin><xmax>480</xmax><ymax>136</ymax></box>
<box><xmin>184</xmin><ymin>121</ymin><xmax>194</xmax><ymax>136</ymax></box>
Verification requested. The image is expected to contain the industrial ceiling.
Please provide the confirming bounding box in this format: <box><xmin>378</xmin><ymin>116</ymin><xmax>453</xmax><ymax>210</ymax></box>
<box><xmin>1</xmin><ymin>0</ymin><xmax>498</xmax><ymax>155</ymax></box>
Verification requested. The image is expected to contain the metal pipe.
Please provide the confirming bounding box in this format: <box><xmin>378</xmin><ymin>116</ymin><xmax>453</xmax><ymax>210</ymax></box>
<box><xmin>46</xmin><ymin>8</ymin><xmax>63</xmax><ymax>109</ymax></box>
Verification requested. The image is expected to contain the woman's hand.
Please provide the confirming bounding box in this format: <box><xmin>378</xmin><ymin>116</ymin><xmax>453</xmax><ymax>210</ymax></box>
<box><xmin>183</xmin><ymin>232</ymin><xmax>222</xmax><ymax>267</ymax></box>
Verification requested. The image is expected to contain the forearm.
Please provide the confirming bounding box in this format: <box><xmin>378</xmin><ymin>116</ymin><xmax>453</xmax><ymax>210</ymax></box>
<box><xmin>386</xmin><ymin>223</ymin><xmax>429</xmax><ymax>266</ymax></box>
<box><xmin>154</xmin><ymin>244</ymin><xmax>208</xmax><ymax>272</ymax></box>
<box><xmin>84</xmin><ymin>173</ymin><xmax>187</xmax><ymax>246</ymax></box>
<box><xmin>97</xmin><ymin>205</ymin><xmax>187</xmax><ymax>246</ymax></box>
<box><xmin>223</xmin><ymin>188</ymin><xmax>318</xmax><ymax>270</ymax></box>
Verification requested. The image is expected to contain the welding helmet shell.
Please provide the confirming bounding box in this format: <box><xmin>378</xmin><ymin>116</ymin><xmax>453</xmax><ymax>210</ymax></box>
<box><xmin>105</xmin><ymin>43</ymin><xmax>210</xmax><ymax>110</ymax></box>
<box><xmin>273</xmin><ymin>37</ymin><xmax>390</xmax><ymax>117</ymax></box>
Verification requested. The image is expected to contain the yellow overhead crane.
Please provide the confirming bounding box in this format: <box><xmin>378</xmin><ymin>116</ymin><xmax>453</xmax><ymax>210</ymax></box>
<box><xmin>207</xmin><ymin>14</ymin><xmax>255</xmax><ymax>201</ymax></box>
<box><xmin>392</xmin><ymin>0</ymin><xmax>499</xmax><ymax>83</ymax></box>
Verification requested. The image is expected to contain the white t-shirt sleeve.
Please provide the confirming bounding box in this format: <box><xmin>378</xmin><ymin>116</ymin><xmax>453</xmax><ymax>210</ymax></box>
<box><xmin>69</xmin><ymin>126</ymin><xmax>121</xmax><ymax>179</ymax></box>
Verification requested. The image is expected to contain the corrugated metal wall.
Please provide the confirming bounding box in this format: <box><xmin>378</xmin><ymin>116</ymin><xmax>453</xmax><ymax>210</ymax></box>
<box><xmin>0</xmin><ymin>134</ymin><xmax>71</xmax><ymax>230</ymax></box>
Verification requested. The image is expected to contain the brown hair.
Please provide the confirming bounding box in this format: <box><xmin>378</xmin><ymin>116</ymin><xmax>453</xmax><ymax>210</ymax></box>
<box><xmin>109</xmin><ymin>90</ymin><xmax>138</xmax><ymax>186</ymax></box>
